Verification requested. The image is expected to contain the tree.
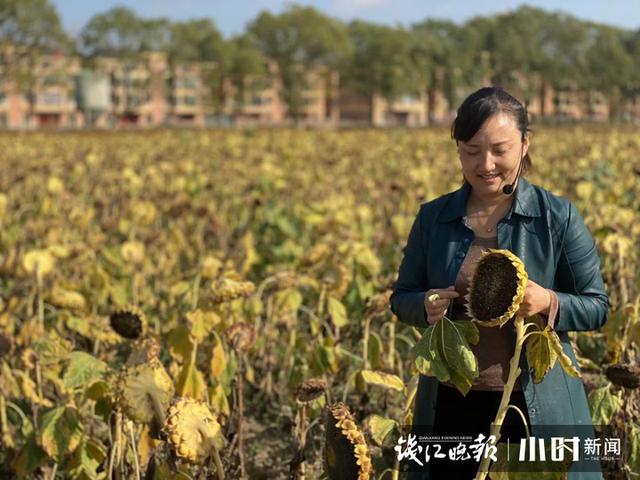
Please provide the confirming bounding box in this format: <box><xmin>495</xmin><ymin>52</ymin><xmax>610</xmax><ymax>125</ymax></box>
<box><xmin>0</xmin><ymin>0</ymin><xmax>71</xmax><ymax>114</ymax></box>
<box><xmin>78</xmin><ymin>7</ymin><xmax>171</xmax><ymax>58</ymax></box>
<box><xmin>228</xmin><ymin>34</ymin><xmax>268</xmax><ymax>112</ymax></box>
<box><xmin>411</xmin><ymin>20</ymin><xmax>471</xmax><ymax>122</ymax></box>
<box><xmin>168</xmin><ymin>19</ymin><xmax>232</xmax><ymax>113</ymax></box>
<box><xmin>344</xmin><ymin>21</ymin><xmax>416</xmax><ymax>104</ymax></box>
<box><xmin>247</xmin><ymin>5</ymin><xmax>352</xmax><ymax>120</ymax></box>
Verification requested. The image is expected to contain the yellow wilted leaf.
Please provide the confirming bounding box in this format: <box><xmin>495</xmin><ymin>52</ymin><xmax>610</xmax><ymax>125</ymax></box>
<box><xmin>209</xmin><ymin>384</ymin><xmax>230</xmax><ymax>416</ymax></box>
<box><xmin>175</xmin><ymin>362</ymin><xmax>206</xmax><ymax>400</ymax></box>
<box><xmin>120</xmin><ymin>240</ymin><xmax>145</xmax><ymax>265</ymax></box>
<box><xmin>209</xmin><ymin>335</ymin><xmax>226</xmax><ymax>379</ymax></box>
<box><xmin>22</xmin><ymin>250</ymin><xmax>55</xmax><ymax>279</ymax></box>
<box><xmin>47</xmin><ymin>176</ymin><xmax>64</xmax><ymax>194</ymax></box>
<box><xmin>359</xmin><ymin>370</ymin><xmax>404</xmax><ymax>391</ymax></box>
<box><xmin>186</xmin><ymin>309</ymin><xmax>221</xmax><ymax>343</ymax></box>
<box><xmin>137</xmin><ymin>425</ymin><xmax>159</xmax><ymax>470</ymax></box>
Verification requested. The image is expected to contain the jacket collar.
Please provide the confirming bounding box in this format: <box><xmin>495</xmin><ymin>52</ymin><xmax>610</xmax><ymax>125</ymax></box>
<box><xmin>437</xmin><ymin>176</ymin><xmax>541</xmax><ymax>223</ymax></box>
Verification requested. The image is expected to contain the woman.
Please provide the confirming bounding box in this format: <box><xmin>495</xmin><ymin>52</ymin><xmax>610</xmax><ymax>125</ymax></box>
<box><xmin>390</xmin><ymin>87</ymin><xmax>609</xmax><ymax>480</ymax></box>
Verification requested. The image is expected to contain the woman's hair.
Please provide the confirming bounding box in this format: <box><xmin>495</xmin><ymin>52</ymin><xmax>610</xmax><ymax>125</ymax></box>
<box><xmin>451</xmin><ymin>86</ymin><xmax>532</xmax><ymax>175</ymax></box>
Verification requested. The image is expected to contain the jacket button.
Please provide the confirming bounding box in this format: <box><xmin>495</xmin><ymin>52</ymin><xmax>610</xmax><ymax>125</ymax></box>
<box><xmin>529</xmin><ymin>407</ymin><xmax>537</xmax><ymax>416</ymax></box>
<box><xmin>456</xmin><ymin>251</ymin><xmax>465</xmax><ymax>259</ymax></box>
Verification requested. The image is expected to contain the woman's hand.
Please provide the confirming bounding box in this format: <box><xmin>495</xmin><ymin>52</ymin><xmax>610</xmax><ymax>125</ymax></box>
<box><xmin>424</xmin><ymin>286</ymin><xmax>459</xmax><ymax>325</ymax></box>
<box><xmin>515</xmin><ymin>279</ymin><xmax>552</xmax><ymax>317</ymax></box>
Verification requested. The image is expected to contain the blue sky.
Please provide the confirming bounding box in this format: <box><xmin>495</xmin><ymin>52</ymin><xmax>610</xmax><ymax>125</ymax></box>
<box><xmin>51</xmin><ymin>0</ymin><xmax>640</xmax><ymax>37</ymax></box>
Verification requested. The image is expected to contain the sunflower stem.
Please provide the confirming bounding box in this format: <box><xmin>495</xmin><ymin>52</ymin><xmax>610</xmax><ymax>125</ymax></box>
<box><xmin>521</xmin><ymin>329</ymin><xmax>547</xmax><ymax>344</ymax></box>
<box><xmin>475</xmin><ymin>315</ymin><xmax>527</xmax><ymax>480</ymax></box>
<box><xmin>363</xmin><ymin>314</ymin><xmax>372</xmax><ymax>370</ymax></box>
<box><xmin>236</xmin><ymin>354</ymin><xmax>246</xmax><ymax>479</ymax></box>
<box><xmin>128</xmin><ymin>421</ymin><xmax>141</xmax><ymax>480</ymax></box>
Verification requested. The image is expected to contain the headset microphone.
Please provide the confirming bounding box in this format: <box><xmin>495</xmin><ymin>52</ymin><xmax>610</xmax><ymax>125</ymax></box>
<box><xmin>502</xmin><ymin>143</ymin><xmax>525</xmax><ymax>195</ymax></box>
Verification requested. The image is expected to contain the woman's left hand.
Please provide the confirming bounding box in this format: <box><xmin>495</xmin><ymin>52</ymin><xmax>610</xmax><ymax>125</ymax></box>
<box><xmin>516</xmin><ymin>279</ymin><xmax>552</xmax><ymax>317</ymax></box>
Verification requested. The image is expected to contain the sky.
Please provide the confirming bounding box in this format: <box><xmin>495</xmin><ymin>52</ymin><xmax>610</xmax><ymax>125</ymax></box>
<box><xmin>51</xmin><ymin>0</ymin><xmax>640</xmax><ymax>38</ymax></box>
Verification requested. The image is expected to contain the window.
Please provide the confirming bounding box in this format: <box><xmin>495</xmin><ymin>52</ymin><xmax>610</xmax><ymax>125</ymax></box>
<box><xmin>42</xmin><ymin>93</ymin><xmax>62</xmax><ymax>105</ymax></box>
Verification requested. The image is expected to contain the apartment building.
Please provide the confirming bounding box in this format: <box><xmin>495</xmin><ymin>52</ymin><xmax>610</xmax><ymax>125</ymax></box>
<box><xmin>1</xmin><ymin>47</ymin><xmax>639</xmax><ymax>129</ymax></box>
<box><xmin>0</xmin><ymin>49</ymin><xmax>81</xmax><ymax>129</ymax></box>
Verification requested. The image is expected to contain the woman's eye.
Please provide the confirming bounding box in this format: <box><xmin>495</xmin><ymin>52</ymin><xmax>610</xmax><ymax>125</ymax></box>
<box><xmin>494</xmin><ymin>150</ymin><xmax>507</xmax><ymax>155</ymax></box>
<box><xmin>466</xmin><ymin>150</ymin><xmax>480</xmax><ymax>155</ymax></box>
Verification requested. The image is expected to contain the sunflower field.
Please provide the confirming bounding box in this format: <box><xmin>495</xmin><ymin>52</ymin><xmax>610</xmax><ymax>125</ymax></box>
<box><xmin>0</xmin><ymin>126</ymin><xmax>639</xmax><ymax>479</ymax></box>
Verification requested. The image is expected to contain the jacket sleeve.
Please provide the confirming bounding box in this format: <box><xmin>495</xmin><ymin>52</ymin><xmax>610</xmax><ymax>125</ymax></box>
<box><xmin>553</xmin><ymin>202</ymin><xmax>609</xmax><ymax>332</ymax></box>
<box><xmin>389</xmin><ymin>204</ymin><xmax>430</xmax><ymax>328</ymax></box>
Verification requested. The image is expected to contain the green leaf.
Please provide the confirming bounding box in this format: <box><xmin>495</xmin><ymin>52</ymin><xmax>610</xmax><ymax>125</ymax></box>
<box><xmin>525</xmin><ymin>324</ymin><xmax>557</xmax><ymax>383</ymax></box>
<box><xmin>64</xmin><ymin>352</ymin><xmax>108</xmax><ymax>390</ymax></box>
<box><xmin>12</xmin><ymin>435</ymin><xmax>48</xmax><ymax>477</ymax></box>
<box><xmin>588</xmin><ymin>385</ymin><xmax>623</xmax><ymax>425</ymax></box>
<box><xmin>39</xmin><ymin>406</ymin><xmax>83</xmax><ymax>459</ymax></box>
<box><xmin>359</xmin><ymin>369</ymin><xmax>404</xmax><ymax>391</ymax></box>
<box><xmin>327</xmin><ymin>296</ymin><xmax>348</xmax><ymax>328</ymax></box>
<box><xmin>629</xmin><ymin>424</ymin><xmax>640</xmax><ymax>475</ymax></box>
<box><xmin>368</xmin><ymin>331</ymin><xmax>384</xmax><ymax>369</ymax></box>
<box><xmin>364</xmin><ymin>414</ymin><xmax>398</xmax><ymax>446</ymax></box>
<box><xmin>411</xmin><ymin>317</ymin><xmax>479</xmax><ymax>395</ymax></box>
<box><xmin>67</xmin><ymin>438</ymin><xmax>107</xmax><ymax>480</ymax></box>
<box><xmin>34</xmin><ymin>331</ymin><xmax>72</xmax><ymax>366</ymax></box>
<box><xmin>167</xmin><ymin>325</ymin><xmax>195</xmax><ymax>362</ymax></box>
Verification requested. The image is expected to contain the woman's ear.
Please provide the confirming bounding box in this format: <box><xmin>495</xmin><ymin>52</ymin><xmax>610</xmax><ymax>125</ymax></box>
<box><xmin>522</xmin><ymin>134</ymin><xmax>530</xmax><ymax>158</ymax></box>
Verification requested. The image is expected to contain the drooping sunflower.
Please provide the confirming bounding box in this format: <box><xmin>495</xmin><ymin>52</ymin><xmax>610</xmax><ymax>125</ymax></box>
<box><xmin>210</xmin><ymin>278</ymin><xmax>255</xmax><ymax>304</ymax></box>
<box><xmin>164</xmin><ymin>397</ymin><xmax>223</xmax><ymax>464</ymax></box>
<box><xmin>464</xmin><ymin>248</ymin><xmax>528</xmax><ymax>327</ymax></box>
<box><xmin>324</xmin><ymin>402</ymin><xmax>372</xmax><ymax>480</ymax></box>
<box><xmin>225</xmin><ymin>322</ymin><xmax>256</xmax><ymax>354</ymax></box>
<box><xmin>126</xmin><ymin>335</ymin><xmax>161</xmax><ymax>367</ymax></box>
<box><xmin>116</xmin><ymin>357</ymin><xmax>174</xmax><ymax>425</ymax></box>
<box><xmin>295</xmin><ymin>378</ymin><xmax>327</xmax><ymax>404</ymax></box>
<box><xmin>109</xmin><ymin>305</ymin><xmax>147</xmax><ymax>339</ymax></box>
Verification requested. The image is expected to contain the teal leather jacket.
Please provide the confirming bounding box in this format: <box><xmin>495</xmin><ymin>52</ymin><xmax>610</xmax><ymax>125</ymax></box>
<box><xmin>390</xmin><ymin>177</ymin><xmax>609</xmax><ymax>480</ymax></box>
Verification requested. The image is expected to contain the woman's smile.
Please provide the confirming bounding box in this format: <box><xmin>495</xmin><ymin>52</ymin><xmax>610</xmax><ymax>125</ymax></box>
<box><xmin>478</xmin><ymin>172</ymin><xmax>501</xmax><ymax>183</ymax></box>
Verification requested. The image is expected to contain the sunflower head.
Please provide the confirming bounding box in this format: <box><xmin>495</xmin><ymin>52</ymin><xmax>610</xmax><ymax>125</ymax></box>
<box><xmin>605</xmin><ymin>364</ymin><xmax>640</xmax><ymax>390</ymax></box>
<box><xmin>225</xmin><ymin>322</ymin><xmax>256</xmax><ymax>354</ymax></box>
<box><xmin>464</xmin><ymin>248</ymin><xmax>528</xmax><ymax>327</ymax></box>
<box><xmin>210</xmin><ymin>278</ymin><xmax>255</xmax><ymax>304</ymax></box>
<box><xmin>110</xmin><ymin>305</ymin><xmax>147</xmax><ymax>339</ymax></box>
<box><xmin>126</xmin><ymin>335</ymin><xmax>161</xmax><ymax>366</ymax></box>
<box><xmin>295</xmin><ymin>378</ymin><xmax>327</xmax><ymax>404</ymax></box>
<box><xmin>324</xmin><ymin>402</ymin><xmax>372</xmax><ymax>480</ymax></box>
<box><xmin>164</xmin><ymin>397</ymin><xmax>223</xmax><ymax>464</ymax></box>
<box><xmin>116</xmin><ymin>357</ymin><xmax>174</xmax><ymax>425</ymax></box>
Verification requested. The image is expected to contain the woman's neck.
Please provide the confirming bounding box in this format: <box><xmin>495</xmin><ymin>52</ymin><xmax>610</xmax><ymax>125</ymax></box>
<box><xmin>467</xmin><ymin>190</ymin><xmax>514</xmax><ymax>214</ymax></box>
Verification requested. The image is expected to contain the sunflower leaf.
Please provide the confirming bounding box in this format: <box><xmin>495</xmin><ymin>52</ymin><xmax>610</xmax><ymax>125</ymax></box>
<box><xmin>588</xmin><ymin>385</ymin><xmax>623</xmax><ymax>425</ymax></box>
<box><xmin>525</xmin><ymin>323</ymin><xmax>558</xmax><ymax>384</ymax></box>
<box><xmin>411</xmin><ymin>317</ymin><xmax>479</xmax><ymax>396</ymax></box>
<box><xmin>546</xmin><ymin>327</ymin><xmax>581</xmax><ymax>379</ymax></box>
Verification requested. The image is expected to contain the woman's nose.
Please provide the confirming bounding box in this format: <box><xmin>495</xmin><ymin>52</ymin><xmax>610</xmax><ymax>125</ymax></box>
<box><xmin>477</xmin><ymin>150</ymin><xmax>497</xmax><ymax>170</ymax></box>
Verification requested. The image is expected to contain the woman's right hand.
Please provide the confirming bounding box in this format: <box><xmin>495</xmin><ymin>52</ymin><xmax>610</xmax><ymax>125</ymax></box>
<box><xmin>424</xmin><ymin>286</ymin><xmax>460</xmax><ymax>325</ymax></box>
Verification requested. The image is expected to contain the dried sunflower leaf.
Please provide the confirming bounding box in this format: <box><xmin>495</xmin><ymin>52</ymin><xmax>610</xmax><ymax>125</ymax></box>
<box><xmin>546</xmin><ymin>327</ymin><xmax>581</xmax><ymax>378</ymax></box>
<box><xmin>411</xmin><ymin>318</ymin><xmax>479</xmax><ymax>396</ymax></box>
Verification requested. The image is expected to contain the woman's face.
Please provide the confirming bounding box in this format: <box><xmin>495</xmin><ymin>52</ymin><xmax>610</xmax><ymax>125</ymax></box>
<box><xmin>457</xmin><ymin>112</ymin><xmax>529</xmax><ymax>202</ymax></box>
